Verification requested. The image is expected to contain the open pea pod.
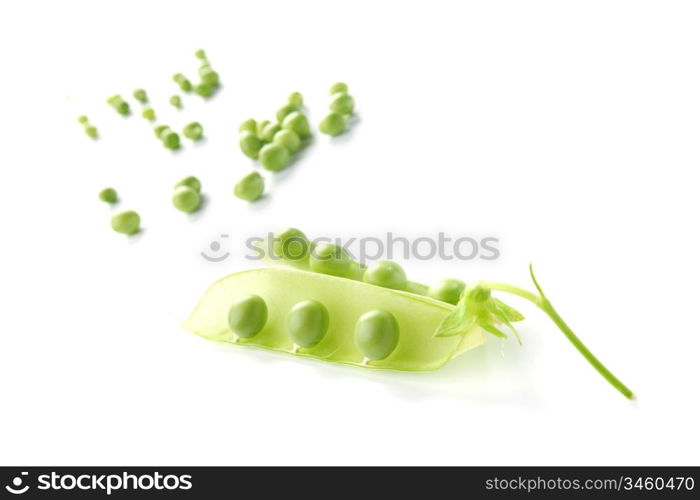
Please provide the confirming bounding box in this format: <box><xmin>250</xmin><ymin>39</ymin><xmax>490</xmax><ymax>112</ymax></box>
<box><xmin>184</xmin><ymin>268</ymin><xmax>486</xmax><ymax>371</ymax></box>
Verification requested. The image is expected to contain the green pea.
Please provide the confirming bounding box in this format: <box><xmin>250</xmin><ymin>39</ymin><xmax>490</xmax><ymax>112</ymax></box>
<box><xmin>329</xmin><ymin>82</ymin><xmax>348</xmax><ymax>95</ymax></box>
<box><xmin>107</xmin><ymin>95</ymin><xmax>130</xmax><ymax>116</ymax></box>
<box><xmin>78</xmin><ymin>115</ymin><xmax>88</xmax><ymax>125</ymax></box>
<box><xmin>273</xmin><ymin>228</ymin><xmax>310</xmax><ymax>261</ymax></box>
<box><xmin>228</xmin><ymin>295</ymin><xmax>268</xmax><ymax>338</ymax></box>
<box><xmin>194</xmin><ymin>83</ymin><xmax>214</xmax><ymax>97</ymax></box>
<box><xmin>199</xmin><ymin>66</ymin><xmax>220</xmax><ymax>87</ymax></box>
<box><xmin>427</xmin><ymin>279</ymin><xmax>466</xmax><ymax>305</ymax></box>
<box><xmin>239</xmin><ymin>130</ymin><xmax>263</xmax><ymax>159</ymax></box>
<box><xmin>256</xmin><ymin>120</ymin><xmax>271</xmax><ymax>138</ymax></box>
<box><xmin>319</xmin><ymin>112</ymin><xmax>347</xmax><ymax>136</ymax></box>
<box><xmin>288</xmin><ymin>91</ymin><xmax>303</xmax><ymax>107</ymax></box>
<box><xmin>354</xmin><ymin>310</ymin><xmax>399</xmax><ymax>360</ymax></box>
<box><xmin>110</xmin><ymin>210</ymin><xmax>140</xmax><ymax>235</ymax></box>
<box><xmin>162</xmin><ymin>131</ymin><xmax>181</xmax><ymax>150</ymax></box>
<box><xmin>281</xmin><ymin>111</ymin><xmax>311</xmax><ymax>139</ymax></box>
<box><xmin>272</xmin><ymin>129</ymin><xmax>301</xmax><ymax>154</ymax></box>
<box><xmin>259</xmin><ymin>144</ymin><xmax>289</xmax><ymax>172</ymax></box>
<box><xmin>175</xmin><ymin>176</ymin><xmax>201</xmax><ymax>193</ymax></box>
<box><xmin>259</xmin><ymin>122</ymin><xmax>281</xmax><ymax>143</ymax></box>
<box><xmin>172</xmin><ymin>73</ymin><xmax>193</xmax><ymax>92</ymax></box>
<box><xmin>309</xmin><ymin>243</ymin><xmax>351</xmax><ymax>277</ymax></box>
<box><xmin>142</xmin><ymin>108</ymin><xmax>156</xmax><ymax>121</ymax></box>
<box><xmin>133</xmin><ymin>88</ymin><xmax>148</xmax><ymax>103</ymax></box>
<box><xmin>276</xmin><ymin>103</ymin><xmax>299</xmax><ymax>123</ymax></box>
<box><xmin>233</xmin><ymin>172</ymin><xmax>265</xmax><ymax>202</ymax></box>
<box><xmin>84</xmin><ymin>125</ymin><xmax>99</xmax><ymax>139</ymax></box>
<box><xmin>98</xmin><ymin>187</ymin><xmax>118</xmax><ymax>204</ymax></box>
<box><xmin>239</xmin><ymin>119</ymin><xmax>257</xmax><ymax>134</ymax></box>
<box><xmin>329</xmin><ymin>93</ymin><xmax>355</xmax><ymax>115</ymax></box>
<box><xmin>194</xmin><ymin>48</ymin><xmax>207</xmax><ymax>60</ymax></box>
<box><xmin>363</xmin><ymin>261</ymin><xmax>407</xmax><ymax>290</ymax></box>
<box><xmin>169</xmin><ymin>95</ymin><xmax>183</xmax><ymax>109</ymax></box>
<box><xmin>183</xmin><ymin>122</ymin><xmax>203</xmax><ymax>140</ymax></box>
<box><xmin>172</xmin><ymin>186</ymin><xmax>201</xmax><ymax>213</ymax></box>
<box><xmin>154</xmin><ymin>125</ymin><xmax>170</xmax><ymax>139</ymax></box>
<box><xmin>287</xmin><ymin>300</ymin><xmax>329</xmax><ymax>348</ymax></box>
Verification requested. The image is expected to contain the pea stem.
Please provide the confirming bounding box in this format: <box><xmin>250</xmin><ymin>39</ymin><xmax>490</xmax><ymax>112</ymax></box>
<box><xmin>482</xmin><ymin>264</ymin><xmax>634</xmax><ymax>400</ymax></box>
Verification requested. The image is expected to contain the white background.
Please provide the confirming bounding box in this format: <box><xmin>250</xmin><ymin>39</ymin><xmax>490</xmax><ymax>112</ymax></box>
<box><xmin>1</xmin><ymin>0</ymin><xmax>699</xmax><ymax>465</ymax></box>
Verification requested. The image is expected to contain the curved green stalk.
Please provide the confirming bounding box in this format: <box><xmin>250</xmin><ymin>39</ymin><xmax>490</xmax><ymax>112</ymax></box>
<box><xmin>483</xmin><ymin>264</ymin><xmax>634</xmax><ymax>400</ymax></box>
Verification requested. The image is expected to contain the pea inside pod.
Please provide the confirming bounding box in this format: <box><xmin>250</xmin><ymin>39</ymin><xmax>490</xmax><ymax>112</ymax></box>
<box><xmin>288</xmin><ymin>300</ymin><xmax>329</xmax><ymax>348</ymax></box>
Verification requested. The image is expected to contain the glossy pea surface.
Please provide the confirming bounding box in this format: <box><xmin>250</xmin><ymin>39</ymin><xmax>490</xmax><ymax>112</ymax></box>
<box><xmin>273</xmin><ymin>228</ymin><xmax>310</xmax><ymax>261</ymax></box>
<box><xmin>329</xmin><ymin>82</ymin><xmax>348</xmax><ymax>94</ymax></box>
<box><xmin>239</xmin><ymin>131</ymin><xmax>262</xmax><ymax>159</ymax></box>
<box><xmin>319</xmin><ymin>112</ymin><xmax>346</xmax><ymax>136</ymax></box>
<box><xmin>287</xmin><ymin>300</ymin><xmax>329</xmax><ymax>348</ymax></box>
<box><xmin>354</xmin><ymin>310</ymin><xmax>400</xmax><ymax>360</ymax></box>
<box><xmin>259</xmin><ymin>144</ymin><xmax>289</xmax><ymax>172</ymax></box>
<box><xmin>427</xmin><ymin>279</ymin><xmax>466</xmax><ymax>305</ymax></box>
<box><xmin>239</xmin><ymin>119</ymin><xmax>257</xmax><ymax>134</ymax></box>
<box><xmin>228</xmin><ymin>295</ymin><xmax>268</xmax><ymax>338</ymax></box>
<box><xmin>99</xmin><ymin>188</ymin><xmax>117</xmax><ymax>204</ymax></box>
<box><xmin>363</xmin><ymin>261</ymin><xmax>407</xmax><ymax>290</ymax></box>
<box><xmin>175</xmin><ymin>176</ymin><xmax>201</xmax><ymax>193</ymax></box>
<box><xmin>162</xmin><ymin>131</ymin><xmax>180</xmax><ymax>150</ymax></box>
<box><xmin>276</xmin><ymin>103</ymin><xmax>299</xmax><ymax>123</ymax></box>
<box><xmin>172</xmin><ymin>186</ymin><xmax>201</xmax><ymax>213</ymax></box>
<box><xmin>183</xmin><ymin>122</ymin><xmax>203</xmax><ymax>140</ymax></box>
<box><xmin>142</xmin><ymin>108</ymin><xmax>155</xmax><ymax>121</ymax></box>
<box><xmin>133</xmin><ymin>89</ymin><xmax>148</xmax><ymax>103</ymax></box>
<box><xmin>330</xmin><ymin>93</ymin><xmax>355</xmax><ymax>115</ymax></box>
<box><xmin>111</xmin><ymin>210</ymin><xmax>140</xmax><ymax>235</ymax></box>
<box><xmin>234</xmin><ymin>172</ymin><xmax>265</xmax><ymax>201</ymax></box>
<box><xmin>309</xmin><ymin>243</ymin><xmax>351</xmax><ymax>277</ymax></box>
<box><xmin>259</xmin><ymin>122</ymin><xmax>281</xmax><ymax>143</ymax></box>
<box><xmin>288</xmin><ymin>92</ymin><xmax>303</xmax><ymax>107</ymax></box>
<box><xmin>281</xmin><ymin>111</ymin><xmax>310</xmax><ymax>139</ymax></box>
<box><xmin>272</xmin><ymin>129</ymin><xmax>301</xmax><ymax>153</ymax></box>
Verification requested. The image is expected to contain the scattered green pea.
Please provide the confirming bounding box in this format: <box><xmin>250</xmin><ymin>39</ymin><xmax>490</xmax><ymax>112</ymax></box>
<box><xmin>199</xmin><ymin>66</ymin><xmax>220</xmax><ymax>87</ymax></box>
<box><xmin>183</xmin><ymin>122</ymin><xmax>203</xmax><ymax>140</ymax></box>
<box><xmin>228</xmin><ymin>295</ymin><xmax>268</xmax><ymax>338</ymax></box>
<box><xmin>329</xmin><ymin>82</ymin><xmax>348</xmax><ymax>95</ymax></box>
<box><xmin>175</xmin><ymin>175</ymin><xmax>201</xmax><ymax>193</ymax></box>
<box><xmin>256</xmin><ymin>120</ymin><xmax>271</xmax><ymax>138</ymax></box>
<box><xmin>239</xmin><ymin>130</ymin><xmax>263</xmax><ymax>159</ymax></box>
<box><xmin>142</xmin><ymin>108</ymin><xmax>156</xmax><ymax>121</ymax></box>
<box><xmin>84</xmin><ymin>125</ymin><xmax>99</xmax><ymax>139</ymax></box>
<box><xmin>239</xmin><ymin>119</ymin><xmax>257</xmax><ymax>134</ymax></box>
<box><xmin>281</xmin><ymin>111</ymin><xmax>311</xmax><ymax>139</ymax></box>
<box><xmin>111</xmin><ymin>210</ymin><xmax>140</xmax><ymax>235</ymax></box>
<box><xmin>427</xmin><ymin>279</ymin><xmax>466</xmax><ymax>305</ymax></box>
<box><xmin>107</xmin><ymin>95</ymin><xmax>130</xmax><ymax>116</ymax></box>
<box><xmin>319</xmin><ymin>112</ymin><xmax>347</xmax><ymax>136</ymax></box>
<box><xmin>78</xmin><ymin>115</ymin><xmax>88</xmax><ymax>125</ymax></box>
<box><xmin>233</xmin><ymin>171</ymin><xmax>265</xmax><ymax>202</ymax></box>
<box><xmin>272</xmin><ymin>129</ymin><xmax>301</xmax><ymax>154</ymax></box>
<box><xmin>154</xmin><ymin>125</ymin><xmax>169</xmax><ymax>139</ymax></box>
<box><xmin>173</xmin><ymin>73</ymin><xmax>193</xmax><ymax>92</ymax></box>
<box><xmin>258</xmin><ymin>144</ymin><xmax>289</xmax><ymax>172</ymax></box>
<box><xmin>288</xmin><ymin>300</ymin><xmax>329</xmax><ymax>348</ymax></box>
<box><xmin>364</xmin><ymin>261</ymin><xmax>408</xmax><ymax>291</ymax></box>
<box><xmin>259</xmin><ymin>122</ymin><xmax>281</xmax><ymax>143</ymax></box>
<box><xmin>288</xmin><ymin>91</ymin><xmax>303</xmax><ymax>108</ymax></box>
<box><xmin>276</xmin><ymin>103</ymin><xmax>299</xmax><ymax>124</ymax></box>
<box><xmin>309</xmin><ymin>243</ymin><xmax>351</xmax><ymax>277</ymax></box>
<box><xmin>329</xmin><ymin>92</ymin><xmax>355</xmax><ymax>115</ymax></box>
<box><xmin>98</xmin><ymin>187</ymin><xmax>118</xmax><ymax>204</ymax></box>
<box><xmin>172</xmin><ymin>185</ymin><xmax>201</xmax><ymax>213</ymax></box>
<box><xmin>354</xmin><ymin>309</ymin><xmax>400</xmax><ymax>360</ymax></box>
<box><xmin>162</xmin><ymin>131</ymin><xmax>181</xmax><ymax>150</ymax></box>
<box><xmin>169</xmin><ymin>95</ymin><xmax>183</xmax><ymax>109</ymax></box>
<box><xmin>133</xmin><ymin>88</ymin><xmax>148</xmax><ymax>103</ymax></box>
<box><xmin>194</xmin><ymin>49</ymin><xmax>207</xmax><ymax>60</ymax></box>
<box><xmin>273</xmin><ymin>228</ymin><xmax>311</xmax><ymax>261</ymax></box>
<box><xmin>194</xmin><ymin>83</ymin><xmax>214</xmax><ymax>98</ymax></box>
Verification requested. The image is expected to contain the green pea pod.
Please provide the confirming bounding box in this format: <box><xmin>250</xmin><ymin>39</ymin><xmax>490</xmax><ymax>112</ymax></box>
<box><xmin>184</xmin><ymin>268</ymin><xmax>486</xmax><ymax>371</ymax></box>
